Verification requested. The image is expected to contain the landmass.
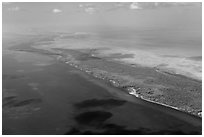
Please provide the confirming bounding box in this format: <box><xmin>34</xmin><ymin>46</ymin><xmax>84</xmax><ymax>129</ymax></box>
<box><xmin>13</xmin><ymin>43</ymin><xmax>202</xmax><ymax>117</ymax></box>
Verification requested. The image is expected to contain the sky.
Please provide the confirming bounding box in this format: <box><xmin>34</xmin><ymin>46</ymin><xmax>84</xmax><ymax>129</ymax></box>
<box><xmin>2</xmin><ymin>2</ymin><xmax>202</xmax><ymax>33</ymax></box>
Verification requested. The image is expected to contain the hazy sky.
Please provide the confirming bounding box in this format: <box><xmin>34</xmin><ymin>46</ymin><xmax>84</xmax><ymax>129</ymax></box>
<box><xmin>2</xmin><ymin>2</ymin><xmax>202</xmax><ymax>32</ymax></box>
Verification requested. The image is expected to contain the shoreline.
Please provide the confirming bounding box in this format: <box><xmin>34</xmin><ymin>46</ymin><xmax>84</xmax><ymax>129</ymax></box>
<box><xmin>60</xmin><ymin>56</ymin><xmax>202</xmax><ymax>118</ymax></box>
<box><xmin>53</xmin><ymin>53</ymin><xmax>201</xmax><ymax>118</ymax></box>
<box><xmin>11</xmin><ymin>45</ymin><xmax>202</xmax><ymax>118</ymax></box>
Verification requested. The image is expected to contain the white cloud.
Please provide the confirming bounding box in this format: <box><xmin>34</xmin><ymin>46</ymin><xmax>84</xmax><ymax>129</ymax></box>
<box><xmin>84</xmin><ymin>7</ymin><xmax>95</xmax><ymax>14</ymax></box>
<box><xmin>8</xmin><ymin>6</ymin><xmax>20</xmax><ymax>11</ymax></box>
<box><xmin>129</xmin><ymin>2</ymin><xmax>142</xmax><ymax>10</ymax></box>
<box><xmin>52</xmin><ymin>8</ymin><xmax>62</xmax><ymax>13</ymax></box>
<box><xmin>78</xmin><ymin>4</ymin><xmax>96</xmax><ymax>14</ymax></box>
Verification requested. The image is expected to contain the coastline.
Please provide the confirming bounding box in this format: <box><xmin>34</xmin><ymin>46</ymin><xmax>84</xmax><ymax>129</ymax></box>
<box><xmin>5</xmin><ymin>43</ymin><xmax>202</xmax><ymax>134</ymax></box>
<box><xmin>59</xmin><ymin>55</ymin><xmax>202</xmax><ymax>118</ymax></box>
<box><xmin>19</xmin><ymin>44</ymin><xmax>202</xmax><ymax>118</ymax></box>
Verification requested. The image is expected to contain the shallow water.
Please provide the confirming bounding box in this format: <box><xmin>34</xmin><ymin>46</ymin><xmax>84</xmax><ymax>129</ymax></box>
<box><xmin>43</xmin><ymin>30</ymin><xmax>202</xmax><ymax>80</ymax></box>
<box><xmin>2</xmin><ymin>45</ymin><xmax>202</xmax><ymax>135</ymax></box>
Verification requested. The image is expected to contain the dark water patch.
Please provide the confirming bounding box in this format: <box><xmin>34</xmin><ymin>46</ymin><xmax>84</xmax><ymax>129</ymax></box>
<box><xmin>3</xmin><ymin>96</ymin><xmax>17</xmax><ymax>102</ymax></box>
<box><xmin>3</xmin><ymin>97</ymin><xmax>18</xmax><ymax>108</ymax></box>
<box><xmin>65</xmin><ymin>128</ymin><xmax>81</xmax><ymax>135</ymax></box>
<box><xmin>66</xmin><ymin>123</ymin><xmax>201</xmax><ymax>135</ymax></box>
<box><xmin>3</xmin><ymin>97</ymin><xmax>42</xmax><ymax>118</ymax></box>
<box><xmin>74</xmin><ymin>98</ymin><xmax>126</xmax><ymax>109</ymax></box>
<box><xmin>13</xmin><ymin>98</ymin><xmax>42</xmax><ymax>107</ymax></box>
<box><xmin>74</xmin><ymin>111</ymin><xmax>113</xmax><ymax>126</ymax></box>
<box><xmin>151</xmin><ymin>130</ymin><xmax>201</xmax><ymax>135</ymax></box>
<box><xmin>3</xmin><ymin>98</ymin><xmax>42</xmax><ymax>108</ymax></box>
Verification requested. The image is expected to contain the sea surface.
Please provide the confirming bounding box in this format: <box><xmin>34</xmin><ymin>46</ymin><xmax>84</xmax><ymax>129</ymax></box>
<box><xmin>2</xmin><ymin>33</ymin><xmax>202</xmax><ymax>135</ymax></box>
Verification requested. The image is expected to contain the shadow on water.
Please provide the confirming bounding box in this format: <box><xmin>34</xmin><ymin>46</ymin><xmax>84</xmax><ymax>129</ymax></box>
<box><xmin>3</xmin><ymin>74</ymin><xmax>26</xmax><ymax>80</ymax></box>
<box><xmin>74</xmin><ymin>98</ymin><xmax>126</xmax><ymax>109</ymax></box>
<box><xmin>66</xmin><ymin>98</ymin><xmax>202</xmax><ymax>135</ymax></box>
<box><xmin>66</xmin><ymin>109</ymin><xmax>201</xmax><ymax>135</ymax></box>
<box><xmin>3</xmin><ymin>97</ymin><xmax>42</xmax><ymax>108</ymax></box>
<box><xmin>66</xmin><ymin>125</ymin><xmax>201</xmax><ymax>135</ymax></box>
<box><xmin>74</xmin><ymin>111</ymin><xmax>112</xmax><ymax>126</ymax></box>
<box><xmin>66</xmin><ymin>110</ymin><xmax>201</xmax><ymax>135</ymax></box>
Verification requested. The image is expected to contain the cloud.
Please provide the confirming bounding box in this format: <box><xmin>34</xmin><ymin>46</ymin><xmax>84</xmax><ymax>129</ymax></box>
<box><xmin>8</xmin><ymin>6</ymin><xmax>20</xmax><ymax>11</ymax></box>
<box><xmin>52</xmin><ymin>8</ymin><xmax>62</xmax><ymax>13</ymax></box>
<box><xmin>84</xmin><ymin>7</ymin><xmax>96</xmax><ymax>14</ymax></box>
<box><xmin>129</xmin><ymin>2</ymin><xmax>142</xmax><ymax>10</ymax></box>
<box><xmin>78</xmin><ymin>4</ymin><xmax>96</xmax><ymax>14</ymax></box>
